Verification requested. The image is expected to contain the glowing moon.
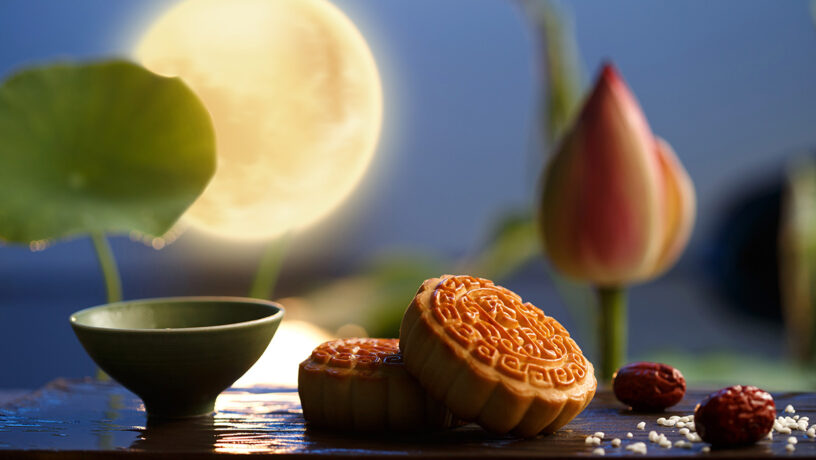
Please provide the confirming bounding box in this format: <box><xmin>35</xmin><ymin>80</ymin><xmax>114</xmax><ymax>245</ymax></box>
<box><xmin>136</xmin><ymin>0</ymin><xmax>382</xmax><ymax>240</ymax></box>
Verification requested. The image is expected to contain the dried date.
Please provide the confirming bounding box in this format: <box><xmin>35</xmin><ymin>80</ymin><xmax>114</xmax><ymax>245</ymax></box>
<box><xmin>694</xmin><ymin>385</ymin><xmax>775</xmax><ymax>447</ymax></box>
<box><xmin>612</xmin><ymin>362</ymin><xmax>686</xmax><ymax>411</ymax></box>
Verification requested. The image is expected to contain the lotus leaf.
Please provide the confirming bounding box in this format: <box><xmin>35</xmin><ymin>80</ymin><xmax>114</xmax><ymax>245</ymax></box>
<box><xmin>0</xmin><ymin>60</ymin><xmax>215</xmax><ymax>242</ymax></box>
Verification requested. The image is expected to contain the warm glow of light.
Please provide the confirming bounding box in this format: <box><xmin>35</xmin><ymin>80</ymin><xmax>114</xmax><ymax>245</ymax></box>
<box><xmin>233</xmin><ymin>319</ymin><xmax>332</xmax><ymax>388</ymax></box>
<box><xmin>136</xmin><ymin>0</ymin><xmax>382</xmax><ymax>240</ymax></box>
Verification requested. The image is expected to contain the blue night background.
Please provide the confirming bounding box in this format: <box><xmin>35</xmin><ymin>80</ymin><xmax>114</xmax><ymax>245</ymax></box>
<box><xmin>2</xmin><ymin>0</ymin><xmax>816</xmax><ymax>391</ymax></box>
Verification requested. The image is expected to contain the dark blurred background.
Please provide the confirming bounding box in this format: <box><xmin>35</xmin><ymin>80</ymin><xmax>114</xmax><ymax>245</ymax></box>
<box><xmin>2</xmin><ymin>0</ymin><xmax>816</xmax><ymax>390</ymax></box>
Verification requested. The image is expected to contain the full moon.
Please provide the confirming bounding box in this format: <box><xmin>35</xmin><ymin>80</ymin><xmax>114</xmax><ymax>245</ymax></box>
<box><xmin>136</xmin><ymin>0</ymin><xmax>382</xmax><ymax>240</ymax></box>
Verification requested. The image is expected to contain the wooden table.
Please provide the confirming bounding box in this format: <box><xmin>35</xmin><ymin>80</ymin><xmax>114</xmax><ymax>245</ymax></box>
<box><xmin>1</xmin><ymin>379</ymin><xmax>814</xmax><ymax>458</ymax></box>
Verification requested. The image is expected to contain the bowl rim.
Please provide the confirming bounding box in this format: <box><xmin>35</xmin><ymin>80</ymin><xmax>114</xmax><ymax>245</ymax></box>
<box><xmin>69</xmin><ymin>296</ymin><xmax>285</xmax><ymax>334</ymax></box>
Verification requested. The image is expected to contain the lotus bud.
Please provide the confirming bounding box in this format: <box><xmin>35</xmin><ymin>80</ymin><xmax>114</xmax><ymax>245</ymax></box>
<box><xmin>539</xmin><ymin>63</ymin><xmax>695</xmax><ymax>286</ymax></box>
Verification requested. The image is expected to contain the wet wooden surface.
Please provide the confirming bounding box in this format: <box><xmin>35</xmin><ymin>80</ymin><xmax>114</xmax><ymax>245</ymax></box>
<box><xmin>0</xmin><ymin>379</ymin><xmax>814</xmax><ymax>458</ymax></box>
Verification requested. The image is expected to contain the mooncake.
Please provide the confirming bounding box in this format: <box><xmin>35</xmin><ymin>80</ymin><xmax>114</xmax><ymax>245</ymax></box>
<box><xmin>298</xmin><ymin>338</ymin><xmax>456</xmax><ymax>431</ymax></box>
<box><xmin>400</xmin><ymin>275</ymin><xmax>596</xmax><ymax>437</ymax></box>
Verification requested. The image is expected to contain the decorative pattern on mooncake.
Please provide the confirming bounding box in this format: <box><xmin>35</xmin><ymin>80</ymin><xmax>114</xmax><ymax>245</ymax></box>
<box><xmin>400</xmin><ymin>275</ymin><xmax>597</xmax><ymax>437</ymax></box>
<box><xmin>298</xmin><ymin>338</ymin><xmax>456</xmax><ymax>431</ymax></box>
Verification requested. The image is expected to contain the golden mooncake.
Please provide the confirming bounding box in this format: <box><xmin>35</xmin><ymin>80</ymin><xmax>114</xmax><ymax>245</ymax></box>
<box><xmin>400</xmin><ymin>275</ymin><xmax>596</xmax><ymax>437</ymax></box>
<box><xmin>298</xmin><ymin>338</ymin><xmax>457</xmax><ymax>431</ymax></box>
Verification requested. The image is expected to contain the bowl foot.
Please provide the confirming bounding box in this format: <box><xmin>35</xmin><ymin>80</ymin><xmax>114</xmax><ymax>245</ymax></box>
<box><xmin>143</xmin><ymin>399</ymin><xmax>216</xmax><ymax>419</ymax></box>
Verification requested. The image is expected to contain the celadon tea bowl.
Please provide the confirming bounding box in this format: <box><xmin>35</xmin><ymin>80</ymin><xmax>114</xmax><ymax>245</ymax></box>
<box><xmin>70</xmin><ymin>297</ymin><xmax>284</xmax><ymax>418</ymax></box>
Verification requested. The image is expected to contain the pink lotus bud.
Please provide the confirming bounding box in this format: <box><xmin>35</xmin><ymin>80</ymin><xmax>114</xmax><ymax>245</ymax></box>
<box><xmin>538</xmin><ymin>64</ymin><xmax>695</xmax><ymax>286</ymax></box>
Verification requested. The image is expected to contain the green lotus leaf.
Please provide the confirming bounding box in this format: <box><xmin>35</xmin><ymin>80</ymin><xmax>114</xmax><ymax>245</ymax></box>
<box><xmin>0</xmin><ymin>60</ymin><xmax>215</xmax><ymax>243</ymax></box>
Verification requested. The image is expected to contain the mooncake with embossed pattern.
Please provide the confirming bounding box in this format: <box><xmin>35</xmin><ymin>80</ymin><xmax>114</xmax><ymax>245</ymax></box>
<box><xmin>298</xmin><ymin>338</ymin><xmax>456</xmax><ymax>431</ymax></box>
<box><xmin>400</xmin><ymin>275</ymin><xmax>596</xmax><ymax>437</ymax></box>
